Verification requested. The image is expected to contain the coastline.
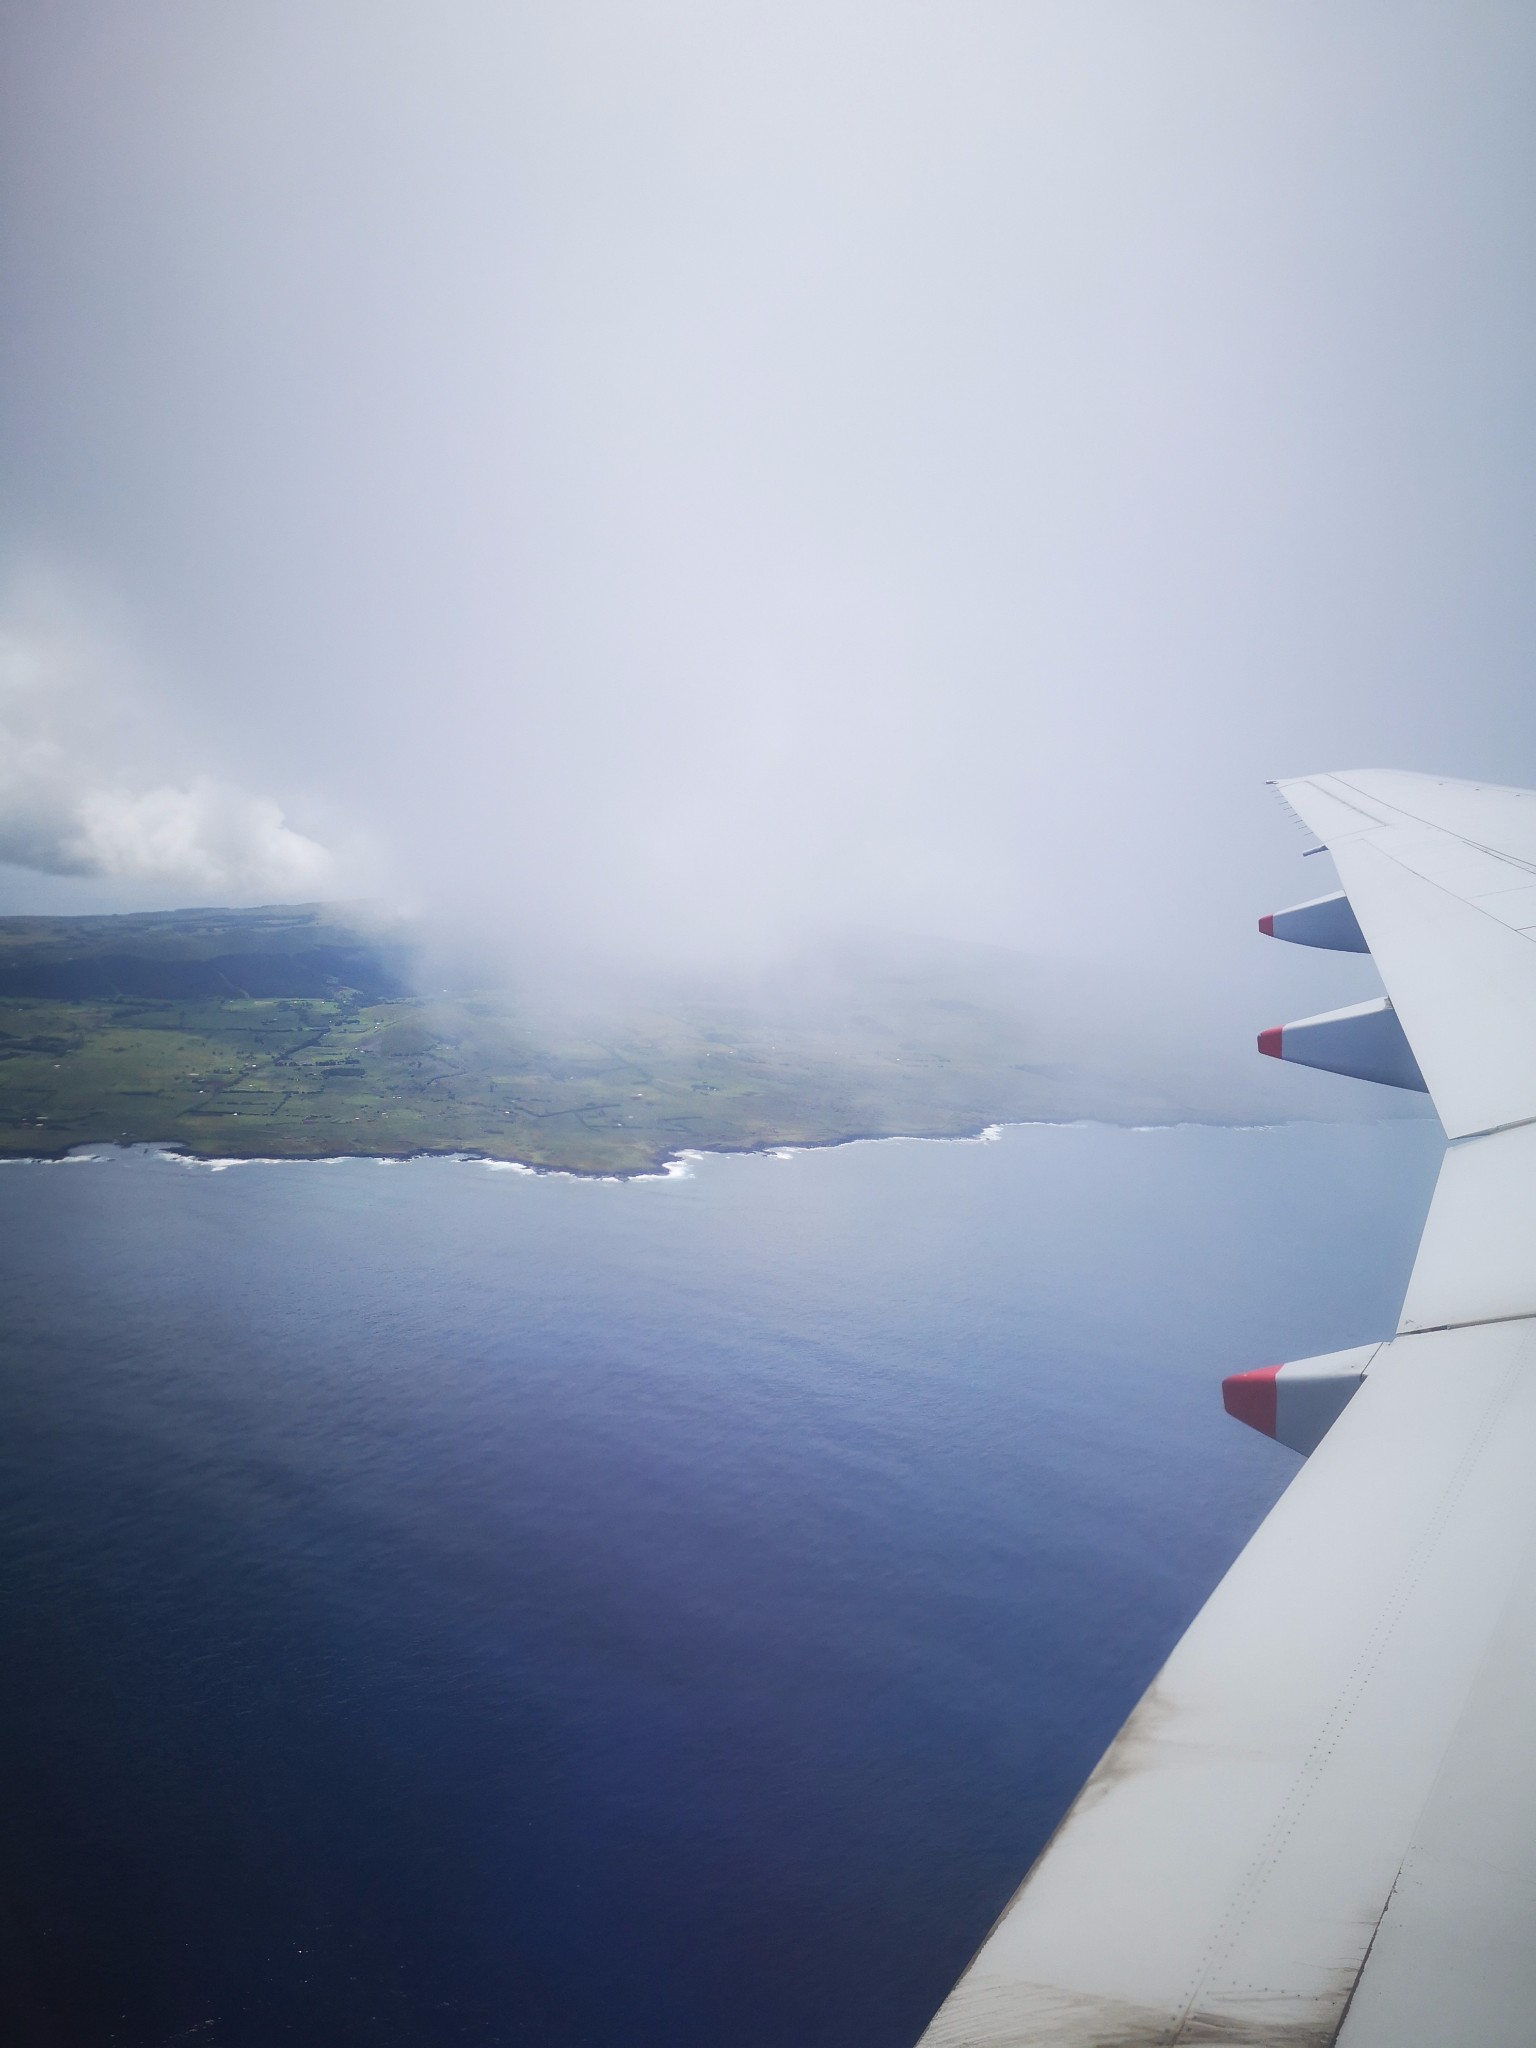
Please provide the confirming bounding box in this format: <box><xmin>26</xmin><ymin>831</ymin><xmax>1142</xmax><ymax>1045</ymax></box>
<box><xmin>0</xmin><ymin>1114</ymin><xmax>1326</xmax><ymax>1184</ymax></box>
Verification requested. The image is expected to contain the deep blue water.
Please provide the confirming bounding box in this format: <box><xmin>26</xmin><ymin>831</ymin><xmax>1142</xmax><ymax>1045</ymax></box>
<box><xmin>0</xmin><ymin>1120</ymin><xmax>1442</xmax><ymax>2048</ymax></box>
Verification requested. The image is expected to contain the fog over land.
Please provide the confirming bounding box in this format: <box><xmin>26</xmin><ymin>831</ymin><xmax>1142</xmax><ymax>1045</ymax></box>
<box><xmin>2</xmin><ymin>3</ymin><xmax>1534</xmax><ymax>1051</ymax></box>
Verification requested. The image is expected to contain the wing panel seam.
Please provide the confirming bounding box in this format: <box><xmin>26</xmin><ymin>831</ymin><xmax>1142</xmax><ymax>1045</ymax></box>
<box><xmin>1397</xmin><ymin>1311</ymin><xmax>1536</xmax><ymax>1338</ymax></box>
<box><xmin>1324</xmin><ymin>774</ymin><xmax>1536</xmax><ymax>877</ymax></box>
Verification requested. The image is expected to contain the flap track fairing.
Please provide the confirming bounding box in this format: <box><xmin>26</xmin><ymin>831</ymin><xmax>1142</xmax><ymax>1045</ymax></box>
<box><xmin>1222</xmin><ymin>1343</ymin><xmax>1382</xmax><ymax>1455</ymax></box>
<box><xmin>1258</xmin><ymin>996</ymin><xmax>1428</xmax><ymax>1092</ymax></box>
<box><xmin>1259</xmin><ymin>891</ymin><xmax>1369</xmax><ymax>952</ymax></box>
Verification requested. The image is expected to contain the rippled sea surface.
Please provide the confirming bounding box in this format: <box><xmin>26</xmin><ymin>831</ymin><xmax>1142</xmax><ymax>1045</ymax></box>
<box><xmin>0</xmin><ymin>1120</ymin><xmax>1442</xmax><ymax>2047</ymax></box>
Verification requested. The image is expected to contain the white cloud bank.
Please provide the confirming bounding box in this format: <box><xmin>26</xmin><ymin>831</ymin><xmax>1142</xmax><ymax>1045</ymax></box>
<box><xmin>54</xmin><ymin>780</ymin><xmax>335</xmax><ymax>897</ymax></box>
<box><xmin>0</xmin><ymin>576</ymin><xmax>338</xmax><ymax>902</ymax></box>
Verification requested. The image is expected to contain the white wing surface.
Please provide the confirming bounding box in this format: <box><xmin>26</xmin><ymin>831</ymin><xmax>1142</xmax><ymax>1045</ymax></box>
<box><xmin>916</xmin><ymin>770</ymin><xmax>1536</xmax><ymax>2048</ymax></box>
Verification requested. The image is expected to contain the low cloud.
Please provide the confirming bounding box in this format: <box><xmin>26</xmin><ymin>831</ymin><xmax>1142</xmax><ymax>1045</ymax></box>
<box><xmin>0</xmin><ymin>572</ymin><xmax>338</xmax><ymax>902</ymax></box>
<box><xmin>51</xmin><ymin>780</ymin><xmax>335</xmax><ymax>897</ymax></box>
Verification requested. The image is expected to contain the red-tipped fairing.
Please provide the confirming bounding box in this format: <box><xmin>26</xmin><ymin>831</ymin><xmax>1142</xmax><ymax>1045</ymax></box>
<box><xmin>1257</xmin><ymin>998</ymin><xmax>1426</xmax><ymax>1091</ymax></box>
<box><xmin>1221</xmin><ymin>1364</ymin><xmax>1279</xmax><ymax>1435</ymax></box>
<box><xmin>1258</xmin><ymin>890</ymin><xmax>1369</xmax><ymax>952</ymax></box>
<box><xmin>1223</xmin><ymin>1346</ymin><xmax>1379</xmax><ymax>1456</ymax></box>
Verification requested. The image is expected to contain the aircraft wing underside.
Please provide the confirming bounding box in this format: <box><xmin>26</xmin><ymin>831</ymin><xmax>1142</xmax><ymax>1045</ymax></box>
<box><xmin>916</xmin><ymin>770</ymin><xmax>1536</xmax><ymax>2047</ymax></box>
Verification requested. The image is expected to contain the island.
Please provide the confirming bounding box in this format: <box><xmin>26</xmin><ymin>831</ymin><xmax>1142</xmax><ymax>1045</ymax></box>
<box><xmin>0</xmin><ymin>903</ymin><xmax>1359</xmax><ymax>1173</ymax></box>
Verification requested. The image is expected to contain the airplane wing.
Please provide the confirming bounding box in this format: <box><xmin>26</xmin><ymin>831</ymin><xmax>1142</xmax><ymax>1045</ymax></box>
<box><xmin>916</xmin><ymin>769</ymin><xmax>1536</xmax><ymax>2048</ymax></box>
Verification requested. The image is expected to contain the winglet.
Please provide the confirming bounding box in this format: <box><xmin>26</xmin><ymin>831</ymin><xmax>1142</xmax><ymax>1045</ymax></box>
<box><xmin>1258</xmin><ymin>1026</ymin><xmax>1284</xmax><ymax>1059</ymax></box>
<box><xmin>1258</xmin><ymin>913</ymin><xmax>1275</xmax><ymax>937</ymax></box>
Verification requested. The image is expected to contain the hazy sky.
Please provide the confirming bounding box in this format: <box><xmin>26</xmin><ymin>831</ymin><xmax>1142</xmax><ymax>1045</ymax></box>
<box><xmin>3</xmin><ymin>2</ymin><xmax>1535</xmax><ymax>1009</ymax></box>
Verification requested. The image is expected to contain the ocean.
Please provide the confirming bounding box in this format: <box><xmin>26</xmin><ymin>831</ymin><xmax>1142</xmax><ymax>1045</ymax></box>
<box><xmin>0</xmin><ymin>1119</ymin><xmax>1443</xmax><ymax>2047</ymax></box>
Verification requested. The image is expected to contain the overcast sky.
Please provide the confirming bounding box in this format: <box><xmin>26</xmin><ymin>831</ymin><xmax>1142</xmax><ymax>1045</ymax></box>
<box><xmin>3</xmin><ymin>2</ymin><xmax>1535</xmax><ymax>1012</ymax></box>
